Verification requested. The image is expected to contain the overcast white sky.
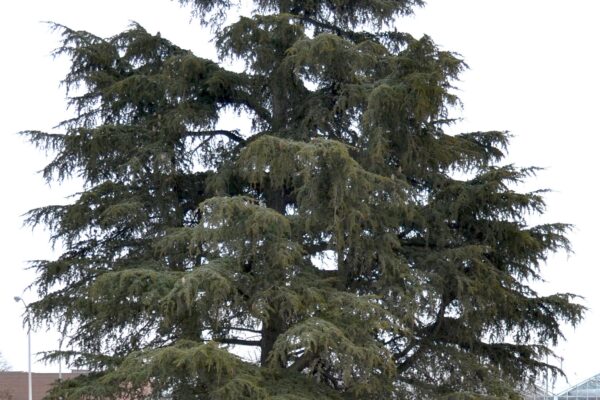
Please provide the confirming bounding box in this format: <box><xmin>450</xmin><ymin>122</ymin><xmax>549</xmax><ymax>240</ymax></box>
<box><xmin>1</xmin><ymin>0</ymin><xmax>598</xmax><ymax>394</ymax></box>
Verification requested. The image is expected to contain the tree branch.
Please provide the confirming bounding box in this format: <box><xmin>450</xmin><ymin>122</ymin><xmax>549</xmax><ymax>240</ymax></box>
<box><xmin>185</xmin><ymin>130</ymin><xmax>246</xmax><ymax>144</ymax></box>
<box><xmin>292</xmin><ymin>15</ymin><xmax>376</xmax><ymax>43</ymax></box>
<box><xmin>213</xmin><ymin>337</ymin><xmax>261</xmax><ymax>346</ymax></box>
<box><xmin>228</xmin><ymin>326</ymin><xmax>262</xmax><ymax>334</ymax></box>
<box><xmin>289</xmin><ymin>351</ymin><xmax>315</xmax><ymax>372</ymax></box>
<box><xmin>303</xmin><ymin>240</ymin><xmax>331</xmax><ymax>256</ymax></box>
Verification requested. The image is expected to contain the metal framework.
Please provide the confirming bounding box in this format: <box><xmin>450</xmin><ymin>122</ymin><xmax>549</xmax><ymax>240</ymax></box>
<box><xmin>524</xmin><ymin>373</ymin><xmax>600</xmax><ymax>400</ymax></box>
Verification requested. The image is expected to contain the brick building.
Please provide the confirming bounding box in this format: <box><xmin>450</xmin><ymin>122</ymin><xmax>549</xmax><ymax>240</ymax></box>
<box><xmin>0</xmin><ymin>372</ymin><xmax>82</xmax><ymax>400</ymax></box>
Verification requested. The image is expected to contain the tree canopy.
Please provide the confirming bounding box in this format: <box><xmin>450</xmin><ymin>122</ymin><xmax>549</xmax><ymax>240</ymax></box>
<box><xmin>23</xmin><ymin>1</ymin><xmax>582</xmax><ymax>399</ymax></box>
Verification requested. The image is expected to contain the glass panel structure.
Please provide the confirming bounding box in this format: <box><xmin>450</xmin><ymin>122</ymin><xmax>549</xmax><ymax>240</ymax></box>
<box><xmin>556</xmin><ymin>373</ymin><xmax>600</xmax><ymax>400</ymax></box>
<box><xmin>523</xmin><ymin>373</ymin><xmax>600</xmax><ymax>400</ymax></box>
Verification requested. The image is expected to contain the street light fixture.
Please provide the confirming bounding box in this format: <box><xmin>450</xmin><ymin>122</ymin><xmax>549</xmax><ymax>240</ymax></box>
<box><xmin>14</xmin><ymin>296</ymin><xmax>32</xmax><ymax>400</ymax></box>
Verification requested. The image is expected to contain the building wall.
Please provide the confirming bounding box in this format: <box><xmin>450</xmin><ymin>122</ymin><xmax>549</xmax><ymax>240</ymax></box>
<box><xmin>0</xmin><ymin>372</ymin><xmax>81</xmax><ymax>400</ymax></box>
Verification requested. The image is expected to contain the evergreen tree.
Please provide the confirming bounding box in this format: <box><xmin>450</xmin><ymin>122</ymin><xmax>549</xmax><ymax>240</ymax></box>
<box><xmin>0</xmin><ymin>352</ymin><xmax>9</xmax><ymax>371</ymax></box>
<box><xmin>23</xmin><ymin>1</ymin><xmax>583</xmax><ymax>398</ymax></box>
<box><xmin>0</xmin><ymin>352</ymin><xmax>11</xmax><ymax>400</ymax></box>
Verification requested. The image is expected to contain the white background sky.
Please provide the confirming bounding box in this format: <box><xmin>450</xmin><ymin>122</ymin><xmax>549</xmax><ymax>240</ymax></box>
<box><xmin>1</xmin><ymin>0</ymin><xmax>598</xmax><ymax>394</ymax></box>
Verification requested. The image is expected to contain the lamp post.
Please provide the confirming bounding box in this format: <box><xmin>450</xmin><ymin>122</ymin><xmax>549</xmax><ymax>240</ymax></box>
<box><xmin>14</xmin><ymin>296</ymin><xmax>32</xmax><ymax>400</ymax></box>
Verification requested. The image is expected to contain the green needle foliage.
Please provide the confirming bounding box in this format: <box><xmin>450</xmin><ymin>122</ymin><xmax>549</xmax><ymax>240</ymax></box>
<box><xmin>23</xmin><ymin>1</ymin><xmax>583</xmax><ymax>399</ymax></box>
